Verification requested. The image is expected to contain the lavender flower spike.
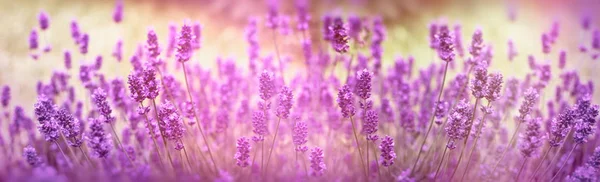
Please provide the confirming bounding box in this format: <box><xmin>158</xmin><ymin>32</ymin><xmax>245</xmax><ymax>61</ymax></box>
<box><xmin>23</xmin><ymin>146</ymin><xmax>42</xmax><ymax>167</ymax></box>
<box><xmin>91</xmin><ymin>88</ymin><xmax>116</xmax><ymax>123</ymax></box>
<box><xmin>470</xmin><ymin>66</ymin><xmax>488</xmax><ymax>99</ymax></box>
<box><xmin>519</xmin><ymin>117</ymin><xmax>543</xmax><ymax>158</ymax></box>
<box><xmin>485</xmin><ymin>73</ymin><xmax>503</xmax><ymax>102</ymax></box>
<box><xmin>39</xmin><ymin>11</ymin><xmax>50</xmax><ymax>31</ymax></box>
<box><xmin>87</xmin><ymin>118</ymin><xmax>112</xmax><ymax>158</ymax></box>
<box><xmin>34</xmin><ymin>96</ymin><xmax>59</xmax><ymax>142</ymax></box>
<box><xmin>363</xmin><ymin>110</ymin><xmax>379</xmax><ymax>141</ymax></box>
<box><xmin>330</xmin><ymin>17</ymin><xmax>349</xmax><ymax>53</ymax></box>
<box><xmin>275</xmin><ymin>86</ymin><xmax>293</xmax><ymax>119</ymax></box>
<box><xmin>436</xmin><ymin>23</ymin><xmax>455</xmax><ymax>62</ymax></box>
<box><xmin>445</xmin><ymin>99</ymin><xmax>473</xmax><ymax>149</ymax></box>
<box><xmin>292</xmin><ymin>121</ymin><xmax>308</xmax><ymax>152</ymax></box>
<box><xmin>309</xmin><ymin>147</ymin><xmax>326</xmax><ymax>176</ymax></box>
<box><xmin>379</xmin><ymin>136</ymin><xmax>396</xmax><ymax>167</ymax></box>
<box><xmin>337</xmin><ymin>84</ymin><xmax>356</xmax><ymax>118</ymax></box>
<box><xmin>158</xmin><ymin>101</ymin><xmax>185</xmax><ymax>149</ymax></box>
<box><xmin>259</xmin><ymin>70</ymin><xmax>276</xmax><ymax>100</ymax></box>
<box><xmin>176</xmin><ymin>20</ymin><xmax>195</xmax><ymax>63</ymax></box>
<box><xmin>516</xmin><ymin>88</ymin><xmax>539</xmax><ymax>122</ymax></box>
<box><xmin>235</xmin><ymin>137</ymin><xmax>251</xmax><ymax>167</ymax></box>
<box><xmin>355</xmin><ymin>69</ymin><xmax>373</xmax><ymax>100</ymax></box>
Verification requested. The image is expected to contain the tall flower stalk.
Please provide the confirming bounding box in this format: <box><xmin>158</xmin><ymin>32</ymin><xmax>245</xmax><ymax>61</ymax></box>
<box><xmin>412</xmin><ymin>22</ymin><xmax>454</xmax><ymax>175</ymax></box>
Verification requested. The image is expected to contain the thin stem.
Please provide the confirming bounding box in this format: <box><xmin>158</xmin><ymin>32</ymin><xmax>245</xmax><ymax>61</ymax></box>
<box><xmin>54</xmin><ymin>141</ymin><xmax>72</xmax><ymax>168</ymax></box>
<box><xmin>265</xmin><ymin>117</ymin><xmax>282</xmax><ymax>176</ymax></box>
<box><xmin>461</xmin><ymin>101</ymin><xmax>492</xmax><ymax>181</ymax></box>
<box><xmin>110</xmin><ymin>123</ymin><xmax>135</xmax><ymax>166</ymax></box>
<box><xmin>528</xmin><ymin>146</ymin><xmax>553</xmax><ymax>182</ymax></box>
<box><xmin>182</xmin><ymin>63</ymin><xmax>219</xmax><ymax>174</ymax></box>
<box><xmin>151</xmin><ymin>99</ymin><xmax>175</xmax><ymax>169</ymax></box>
<box><xmin>449</xmin><ymin>98</ymin><xmax>480</xmax><ymax>181</ymax></box>
<box><xmin>491</xmin><ymin>121</ymin><xmax>523</xmax><ymax>173</ymax></box>
<box><xmin>60</xmin><ymin>133</ymin><xmax>79</xmax><ymax>166</ymax></box>
<box><xmin>433</xmin><ymin>140</ymin><xmax>449</xmax><ymax>180</ymax></box>
<box><xmin>550</xmin><ymin>144</ymin><xmax>578</xmax><ymax>181</ymax></box>
<box><xmin>540</xmin><ymin>128</ymin><xmax>573</xmax><ymax>179</ymax></box>
<box><xmin>367</xmin><ymin>139</ymin><xmax>370</xmax><ymax>178</ymax></box>
<box><xmin>79</xmin><ymin>146</ymin><xmax>94</xmax><ymax>168</ymax></box>
<box><xmin>516</xmin><ymin>157</ymin><xmax>529</xmax><ymax>181</ymax></box>
<box><xmin>350</xmin><ymin>116</ymin><xmax>369</xmax><ymax>180</ymax></box>
<box><xmin>302</xmin><ymin>153</ymin><xmax>309</xmax><ymax>176</ymax></box>
<box><xmin>261</xmin><ymin>140</ymin><xmax>264</xmax><ymax>175</ymax></box>
<box><xmin>371</xmin><ymin>142</ymin><xmax>381</xmax><ymax>180</ymax></box>
<box><xmin>139</xmin><ymin>102</ymin><xmax>164</xmax><ymax>168</ymax></box>
<box><xmin>449</xmin><ymin>140</ymin><xmax>468</xmax><ymax>180</ymax></box>
<box><xmin>271</xmin><ymin>28</ymin><xmax>285</xmax><ymax>84</ymax></box>
<box><xmin>411</xmin><ymin>61</ymin><xmax>450</xmax><ymax>174</ymax></box>
<box><xmin>180</xmin><ymin>140</ymin><xmax>193</xmax><ymax>173</ymax></box>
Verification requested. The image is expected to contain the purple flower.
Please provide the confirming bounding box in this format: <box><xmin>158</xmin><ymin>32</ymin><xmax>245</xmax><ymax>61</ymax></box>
<box><xmin>34</xmin><ymin>96</ymin><xmax>59</xmax><ymax>142</ymax></box>
<box><xmin>337</xmin><ymin>84</ymin><xmax>356</xmax><ymax>118</ymax></box>
<box><xmin>146</xmin><ymin>28</ymin><xmax>161</xmax><ymax>61</ymax></box>
<box><xmin>113</xmin><ymin>39</ymin><xmax>122</xmax><ymax>62</ymax></box>
<box><xmin>113</xmin><ymin>0</ymin><xmax>123</xmax><ymax>23</ymax></box>
<box><xmin>252</xmin><ymin>111</ymin><xmax>268</xmax><ymax>142</ymax></box>
<box><xmin>355</xmin><ymin>69</ymin><xmax>373</xmax><ymax>100</ymax></box>
<box><xmin>362</xmin><ymin>110</ymin><xmax>378</xmax><ymax>141</ymax></box>
<box><xmin>87</xmin><ymin>117</ymin><xmax>111</xmax><ymax>158</ymax></box>
<box><xmin>519</xmin><ymin>117</ymin><xmax>543</xmax><ymax>158</ymax></box>
<box><xmin>558</xmin><ymin>50</ymin><xmax>566</xmax><ymax>69</ymax></box>
<box><xmin>92</xmin><ymin>89</ymin><xmax>115</xmax><ymax>123</ymax></box>
<box><xmin>549</xmin><ymin>107</ymin><xmax>576</xmax><ymax>147</ymax></box>
<box><xmin>215</xmin><ymin>110</ymin><xmax>229</xmax><ymax>133</ymax></box>
<box><xmin>592</xmin><ymin>29</ymin><xmax>599</xmax><ymax>50</ymax></box>
<box><xmin>469</xmin><ymin>28</ymin><xmax>484</xmax><ymax>58</ymax></box>
<box><xmin>176</xmin><ymin>20</ymin><xmax>195</xmax><ymax>63</ymax></box>
<box><xmin>259</xmin><ymin>70</ymin><xmax>276</xmax><ymax>100</ymax></box>
<box><xmin>567</xmin><ymin>165</ymin><xmax>597</xmax><ymax>182</ymax></box>
<box><xmin>70</xmin><ymin>20</ymin><xmax>80</xmax><ymax>44</ymax></box>
<box><xmin>485</xmin><ymin>73</ymin><xmax>503</xmax><ymax>102</ymax></box>
<box><xmin>63</xmin><ymin>50</ymin><xmax>72</xmax><ymax>70</ymax></box>
<box><xmin>516</xmin><ymin>88</ymin><xmax>539</xmax><ymax>122</ymax></box>
<box><xmin>293</xmin><ymin>121</ymin><xmax>308</xmax><ymax>152</ymax></box>
<box><xmin>275</xmin><ymin>86</ymin><xmax>293</xmax><ymax>119</ymax></box>
<box><xmin>23</xmin><ymin>145</ymin><xmax>42</xmax><ymax>167</ymax></box>
<box><xmin>573</xmin><ymin>96</ymin><xmax>599</xmax><ymax>144</ymax></box>
<box><xmin>454</xmin><ymin>24</ymin><xmax>464</xmax><ymax>57</ymax></box>
<box><xmin>39</xmin><ymin>11</ymin><xmax>50</xmax><ymax>31</ymax></box>
<box><xmin>470</xmin><ymin>66</ymin><xmax>488</xmax><ymax>99</ymax></box>
<box><xmin>379</xmin><ymin>135</ymin><xmax>396</xmax><ymax>167</ymax></box>
<box><xmin>246</xmin><ymin>18</ymin><xmax>260</xmax><ymax>65</ymax></box>
<box><xmin>79</xmin><ymin>33</ymin><xmax>89</xmax><ymax>55</ymax></box>
<box><xmin>309</xmin><ymin>147</ymin><xmax>326</xmax><ymax>176</ymax></box>
<box><xmin>158</xmin><ymin>101</ymin><xmax>185</xmax><ymax>149</ymax></box>
<box><xmin>330</xmin><ymin>17</ymin><xmax>349</xmax><ymax>53</ymax></box>
<box><xmin>29</xmin><ymin>30</ymin><xmax>38</xmax><ymax>50</ymax></box>
<box><xmin>348</xmin><ymin>15</ymin><xmax>362</xmax><ymax>40</ymax></box>
<box><xmin>235</xmin><ymin>137</ymin><xmax>251</xmax><ymax>167</ymax></box>
<box><xmin>295</xmin><ymin>0</ymin><xmax>310</xmax><ymax>31</ymax></box>
<box><xmin>372</xmin><ymin>17</ymin><xmax>385</xmax><ymax>68</ymax></box>
<box><xmin>508</xmin><ymin>39</ymin><xmax>518</xmax><ymax>61</ymax></box>
<box><xmin>266</xmin><ymin>0</ymin><xmax>279</xmax><ymax>29</ymax></box>
<box><xmin>127</xmin><ymin>71</ymin><xmax>146</xmax><ymax>103</ymax></box>
<box><xmin>55</xmin><ymin>107</ymin><xmax>82</xmax><ymax>147</ymax></box>
<box><xmin>192</xmin><ymin>22</ymin><xmax>202</xmax><ymax>49</ymax></box>
<box><xmin>110</xmin><ymin>79</ymin><xmax>128</xmax><ymax>110</ymax></box>
<box><xmin>322</xmin><ymin>15</ymin><xmax>333</xmax><ymax>41</ymax></box>
<box><xmin>542</xmin><ymin>33</ymin><xmax>551</xmax><ymax>54</ymax></box>
<box><xmin>1</xmin><ymin>85</ymin><xmax>10</xmax><ymax>107</ymax></box>
<box><xmin>142</xmin><ymin>69</ymin><xmax>160</xmax><ymax>100</ymax></box>
<box><xmin>429</xmin><ymin>22</ymin><xmax>438</xmax><ymax>49</ymax></box>
<box><xmin>436</xmin><ymin>23</ymin><xmax>455</xmax><ymax>62</ymax></box>
<box><xmin>445</xmin><ymin>99</ymin><xmax>473</xmax><ymax>149</ymax></box>
<box><xmin>166</xmin><ymin>23</ymin><xmax>177</xmax><ymax>58</ymax></box>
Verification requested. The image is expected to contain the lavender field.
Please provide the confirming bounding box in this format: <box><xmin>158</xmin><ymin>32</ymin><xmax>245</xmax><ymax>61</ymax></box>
<box><xmin>1</xmin><ymin>0</ymin><xmax>600</xmax><ymax>181</ymax></box>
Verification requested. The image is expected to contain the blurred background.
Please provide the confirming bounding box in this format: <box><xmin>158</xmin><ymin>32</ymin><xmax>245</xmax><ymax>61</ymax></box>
<box><xmin>0</xmin><ymin>0</ymin><xmax>599</xmax><ymax>113</ymax></box>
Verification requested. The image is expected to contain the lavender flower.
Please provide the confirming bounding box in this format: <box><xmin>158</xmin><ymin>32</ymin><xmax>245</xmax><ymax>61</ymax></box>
<box><xmin>127</xmin><ymin>71</ymin><xmax>146</xmax><ymax>103</ymax></box>
<box><xmin>363</xmin><ymin>110</ymin><xmax>379</xmax><ymax>141</ymax></box>
<box><xmin>146</xmin><ymin>28</ymin><xmax>161</xmax><ymax>61</ymax></box>
<box><xmin>293</xmin><ymin>121</ymin><xmax>308</xmax><ymax>152</ymax></box>
<box><xmin>87</xmin><ymin>118</ymin><xmax>111</xmax><ymax>158</ymax></box>
<box><xmin>516</xmin><ymin>88</ymin><xmax>539</xmax><ymax>122</ymax></box>
<box><xmin>92</xmin><ymin>89</ymin><xmax>115</xmax><ymax>123</ymax></box>
<box><xmin>252</xmin><ymin>111</ymin><xmax>268</xmax><ymax>142</ymax></box>
<box><xmin>428</xmin><ymin>22</ymin><xmax>438</xmax><ymax>49</ymax></box>
<box><xmin>454</xmin><ymin>24</ymin><xmax>464</xmax><ymax>57</ymax></box>
<box><xmin>79</xmin><ymin>33</ymin><xmax>89</xmax><ymax>55</ymax></box>
<box><xmin>337</xmin><ymin>84</ymin><xmax>356</xmax><ymax>118</ymax></box>
<box><xmin>176</xmin><ymin>21</ymin><xmax>195</xmax><ymax>63</ymax></box>
<box><xmin>355</xmin><ymin>69</ymin><xmax>373</xmax><ymax>100</ymax></box>
<box><xmin>29</xmin><ymin>30</ymin><xmax>38</xmax><ymax>50</ymax></box>
<box><xmin>34</xmin><ymin>96</ymin><xmax>59</xmax><ymax>142</ymax></box>
<box><xmin>192</xmin><ymin>22</ymin><xmax>202</xmax><ymax>49</ymax></box>
<box><xmin>549</xmin><ymin>108</ymin><xmax>576</xmax><ymax>147</ymax></box>
<box><xmin>112</xmin><ymin>39</ymin><xmax>122</xmax><ymax>62</ymax></box>
<box><xmin>508</xmin><ymin>39</ymin><xmax>517</xmax><ymax>61</ymax></box>
<box><xmin>235</xmin><ymin>137</ymin><xmax>251</xmax><ymax>167</ymax></box>
<box><xmin>593</xmin><ymin>29</ymin><xmax>600</xmax><ymax>50</ymax></box>
<box><xmin>330</xmin><ymin>17</ymin><xmax>349</xmax><ymax>53</ymax></box>
<box><xmin>567</xmin><ymin>165</ymin><xmax>597</xmax><ymax>182</ymax></box>
<box><xmin>142</xmin><ymin>69</ymin><xmax>160</xmax><ymax>100</ymax></box>
<box><xmin>542</xmin><ymin>33</ymin><xmax>551</xmax><ymax>54</ymax></box>
<box><xmin>436</xmin><ymin>23</ymin><xmax>455</xmax><ymax>62</ymax></box>
<box><xmin>70</xmin><ymin>20</ymin><xmax>80</xmax><ymax>43</ymax></box>
<box><xmin>39</xmin><ymin>11</ymin><xmax>49</xmax><ymax>31</ymax></box>
<box><xmin>55</xmin><ymin>108</ymin><xmax>82</xmax><ymax>147</ymax></box>
<box><xmin>113</xmin><ymin>0</ymin><xmax>123</xmax><ymax>23</ymax></box>
<box><xmin>295</xmin><ymin>0</ymin><xmax>310</xmax><ymax>31</ymax></box>
<box><xmin>471</xmin><ymin>66</ymin><xmax>488</xmax><ymax>99</ymax></box>
<box><xmin>469</xmin><ymin>28</ymin><xmax>484</xmax><ymax>58</ymax></box>
<box><xmin>309</xmin><ymin>147</ymin><xmax>326</xmax><ymax>176</ymax></box>
<box><xmin>64</xmin><ymin>50</ymin><xmax>72</xmax><ymax>70</ymax></box>
<box><xmin>348</xmin><ymin>15</ymin><xmax>362</xmax><ymax>40</ymax></box>
<box><xmin>445</xmin><ymin>99</ymin><xmax>473</xmax><ymax>149</ymax></box>
<box><xmin>158</xmin><ymin>101</ymin><xmax>185</xmax><ymax>149</ymax></box>
<box><xmin>573</xmin><ymin>96</ymin><xmax>599</xmax><ymax>144</ymax></box>
<box><xmin>519</xmin><ymin>117</ymin><xmax>543</xmax><ymax>157</ymax></box>
<box><xmin>275</xmin><ymin>86</ymin><xmax>293</xmax><ymax>119</ymax></box>
<box><xmin>559</xmin><ymin>50</ymin><xmax>566</xmax><ymax>69</ymax></box>
<box><xmin>379</xmin><ymin>135</ymin><xmax>396</xmax><ymax>167</ymax></box>
<box><xmin>259</xmin><ymin>70</ymin><xmax>276</xmax><ymax>100</ymax></box>
<box><xmin>1</xmin><ymin>85</ymin><xmax>10</xmax><ymax>107</ymax></box>
<box><xmin>485</xmin><ymin>73</ymin><xmax>503</xmax><ymax>102</ymax></box>
<box><xmin>24</xmin><ymin>146</ymin><xmax>42</xmax><ymax>167</ymax></box>
<box><xmin>266</xmin><ymin>0</ymin><xmax>279</xmax><ymax>29</ymax></box>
